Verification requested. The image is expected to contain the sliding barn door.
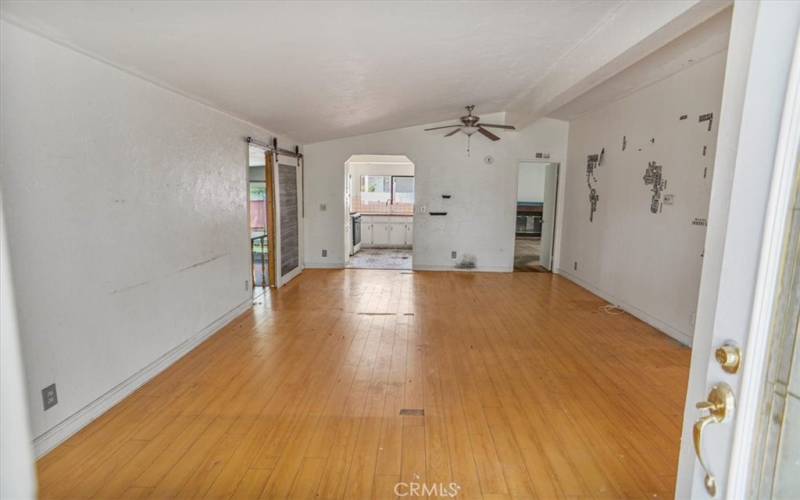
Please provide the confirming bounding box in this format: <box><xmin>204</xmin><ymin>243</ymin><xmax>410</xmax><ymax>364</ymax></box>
<box><xmin>277</xmin><ymin>157</ymin><xmax>301</xmax><ymax>283</ymax></box>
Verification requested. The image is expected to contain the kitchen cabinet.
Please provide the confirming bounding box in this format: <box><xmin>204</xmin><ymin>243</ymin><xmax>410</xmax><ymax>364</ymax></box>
<box><xmin>371</xmin><ymin>222</ymin><xmax>389</xmax><ymax>245</ymax></box>
<box><xmin>362</xmin><ymin>221</ymin><xmax>373</xmax><ymax>246</ymax></box>
<box><xmin>388</xmin><ymin>223</ymin><xmax>405</xmax><ymax>246</ymax></box>
<box><xmin>404</xmin><ymin>222</ymin><xmax>413</xmax><ymax>245</ymax></box>
<box><xmin>360</xmin><ymin>215</ymin><xmax>413</xmax><ymax>248</ymax></box>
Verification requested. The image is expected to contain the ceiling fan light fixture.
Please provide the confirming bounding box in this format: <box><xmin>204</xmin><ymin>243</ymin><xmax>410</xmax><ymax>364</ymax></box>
<box><xmin>423</xmin><ymin>106</ymin><xmax>517</xmax><ymax>156</ymax></box>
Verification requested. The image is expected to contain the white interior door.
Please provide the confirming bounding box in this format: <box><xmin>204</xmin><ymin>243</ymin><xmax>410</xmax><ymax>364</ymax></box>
<box><xmin>676</xmin><ymin>3</ymin><xmax>800</xmax><ymax>497</ymax></box>
<box><xmin>540</xmin><ymin>163</ymin><xmax>558</xmax><ymax>270</ymax></box>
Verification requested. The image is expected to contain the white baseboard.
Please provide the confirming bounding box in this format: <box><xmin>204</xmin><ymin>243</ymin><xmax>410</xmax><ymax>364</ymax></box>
<box><xmin>32</xmin><ymin>298</ymin><xmax>252</xmax><ymax>458</ymax></box>
<box><xmin>557</xmin><ymin>268</ymin><xmax>692</xmax><ymax>346</ymax></box>
<box><xmin>412</xmin><ymin>264</ymin><xmax>512</xmax><ymax>273</ymax></box>
<box><xmin>303</xmin><ymin>262</ymin><xmax>512</xmax><ymax>273</ymax></box>
<box><xmin>304</xmin><ymin>261</ymin><xmax>345</xmax><ymax>269</ymax></box>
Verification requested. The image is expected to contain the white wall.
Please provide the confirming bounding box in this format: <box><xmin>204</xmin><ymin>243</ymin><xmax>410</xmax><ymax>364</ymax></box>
<box><xmin>558</xmin><ymin>52</ymin><xmax>726</xmax><ymax>344</ymax></box>
<box><xmin>304</xmin><ymin>116</ymin><xmax>569</xmax><ymax>271</ymax></box>
<box><xmin>0</xmin><ymin>192</ymin><xmax>37</xmax><ymax>498</ymax></box>
<box><xmin>517</xmin><ymin>161</ymin><xmax>547</xmax><ymax>202</ymax></box>
<box><xmin>0</xmin><ymin>22</ymin><xmax>299</xmax><ymax>452</ymax></box>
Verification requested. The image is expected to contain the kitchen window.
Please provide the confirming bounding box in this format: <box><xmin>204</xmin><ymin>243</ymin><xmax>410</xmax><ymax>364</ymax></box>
<box><xmin>355</xmin><ymin>175</ymin><xmax>414</xmax><ymax>214</ymax></box>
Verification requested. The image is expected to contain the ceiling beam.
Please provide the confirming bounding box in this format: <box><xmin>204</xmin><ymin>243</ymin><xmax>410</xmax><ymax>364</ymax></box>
<box><xmin>506</xmin><ymin>0</ymin><xmax>732</xmax><ymax>128</ymax></box>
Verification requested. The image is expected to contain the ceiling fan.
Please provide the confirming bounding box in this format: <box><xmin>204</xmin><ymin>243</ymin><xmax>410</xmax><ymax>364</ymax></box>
<box><xmin>424</xmin><ymin>105</ymin><xmax>516</xmax><ymax>142</ymax></box>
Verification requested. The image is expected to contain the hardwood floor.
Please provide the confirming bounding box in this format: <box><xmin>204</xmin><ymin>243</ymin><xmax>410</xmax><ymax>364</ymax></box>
<box><xmin>514</xmin><ymin>238</ymin><xmax>543</xmax><ymax>272</ymax></box>
<box><xmin>37</xmin><ymin>269</ymin><xmax>690</xmax><ymax>499</ymax></box>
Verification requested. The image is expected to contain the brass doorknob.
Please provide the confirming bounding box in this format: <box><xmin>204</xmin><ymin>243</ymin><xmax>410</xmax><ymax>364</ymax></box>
<box><xmin>694</xmin><ymin>383</ymin><xmax>735</xmax><ymax>497</ymax></box>
<box><xmin>715</xmin><ymin>343</ymin><xmax>742</xmax><ymax>374</ymax></box>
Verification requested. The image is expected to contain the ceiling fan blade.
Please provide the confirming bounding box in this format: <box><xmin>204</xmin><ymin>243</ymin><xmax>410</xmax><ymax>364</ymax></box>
<box><xmin>478</xmin><ymin>123</ymin><xmax>516</xmax><ymax>130</ymax></box>
<box><xmin>477</xmin><ymin>127</ymin><xmax>501</xmax><ymax>141</ymax></box>
<box><xmin>424</xmin><ymin>124</ymin><xmax>462</xmax><ymax>131</ymax></box>
<box><xmin>444</xmin><ymin>128</ymin><xmax>462</xmax><ymax>137</ymax></box>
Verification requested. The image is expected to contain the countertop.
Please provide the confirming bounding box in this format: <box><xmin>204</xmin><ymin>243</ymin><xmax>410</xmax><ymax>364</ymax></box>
<box><xmin>355</xmin><ymin>212</ymin><xmax>414</xmax><ymax>217</ymax></box>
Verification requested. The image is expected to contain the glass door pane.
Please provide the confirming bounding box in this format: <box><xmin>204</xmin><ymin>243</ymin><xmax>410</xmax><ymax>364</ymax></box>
<box><xmin>750</xmin><ymin>159</ymin><xmax>800</xmax><ymax>497</ymax></box>
<box><xmin>249</xmin><ymin>181</ymin><xmax>268</xmax><ymax>288</ymax></box>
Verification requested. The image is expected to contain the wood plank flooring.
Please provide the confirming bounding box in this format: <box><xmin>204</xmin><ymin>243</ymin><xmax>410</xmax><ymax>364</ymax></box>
<box><xmin>37</xmin><ymin>269</ymin><xmax>690</xmax><ymax>499</ymax></box>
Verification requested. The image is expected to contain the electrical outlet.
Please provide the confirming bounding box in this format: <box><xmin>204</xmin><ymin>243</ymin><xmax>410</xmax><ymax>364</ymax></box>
<box><xmin>320</xmin><ymin>203</ymin><xmax>327</xmax><ymax>211</ymax></box>
<box><xmin>574</xmin><ymin>261</ymin><xmax>578</xmax><ymax>271</ymax></box>
<box><xmin>244</xmin><ymin>279</ymin><xmax>249</xmax><ymax>291</ymax></box>
<box><xmin>42</xmin><ymin>383</ymin><xmax>58</xmax><ymax>411</ymax></box>
<box><xmin>451</xmin><ymin>251</ymin><xmax>457</xmax><ymax>259</ymax></box>
<box><xmin>322</xmin><ymin>249</ymin><xmax>327</xmax><ymax>257</ymax></box>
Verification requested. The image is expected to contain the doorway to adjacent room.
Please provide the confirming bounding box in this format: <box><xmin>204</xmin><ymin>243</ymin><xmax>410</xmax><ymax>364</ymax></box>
<box><xmin>248</xmin><ymin>143</ymin><xmax>274</xmax><ymax>297</ymax></box>
<box><xmin>344</xmin><ymin>155</ymin><xmax>415</xmax><ymax>270</ymax></box>
<box><xmin>514</xmin><ymin>161</ymin><xmax>558</xmax><ymax>272</ymax></box>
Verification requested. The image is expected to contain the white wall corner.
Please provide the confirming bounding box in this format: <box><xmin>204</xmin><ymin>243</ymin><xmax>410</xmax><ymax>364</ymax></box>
<box><xmin>32</xmin><ymin>298</ymin><xmax>251</xmax><ymax>458</ymax></box>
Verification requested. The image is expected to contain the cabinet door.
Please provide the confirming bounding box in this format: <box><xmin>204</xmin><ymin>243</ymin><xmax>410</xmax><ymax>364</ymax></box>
<box><xmin>388</xmin><ymin>223</ymin><xmax>405</xmax><ymax>246</ymax></box>
<box><xmin>363</xmin><ymin>223</ymin><xmax>373</xmax><ymax>246</ymax></box>
<box><xmin>372</xmin><ymin>222</ymin><xmax>389</xmax><ymax>245</ymax></box>
<box><xmin>405</xmin><ymin>223</ymin><xmax>413</xmax><ymax>246</ymax></box>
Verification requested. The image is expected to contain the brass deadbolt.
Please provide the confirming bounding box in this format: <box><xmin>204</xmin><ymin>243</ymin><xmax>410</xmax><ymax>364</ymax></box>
<box><xmin>715</xmin><ymin>343</ymin><xmax>741</xmax><ymax>374</ymax></box>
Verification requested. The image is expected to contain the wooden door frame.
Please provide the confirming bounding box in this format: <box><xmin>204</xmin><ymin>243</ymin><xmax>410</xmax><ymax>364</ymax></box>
<box><xmin>512</xmin><ymin>160</ymin><xmax>560</xmax><ymax>272</ymax></box>
<box><xmin>726</xmin><ymin>24</ymin><xmax>800</xmax><ymax>497</ymax></box>
<box><xmin>265</xmin><ymin>150</ymin><xmax>277</xmax><ymax>287</ymax></box>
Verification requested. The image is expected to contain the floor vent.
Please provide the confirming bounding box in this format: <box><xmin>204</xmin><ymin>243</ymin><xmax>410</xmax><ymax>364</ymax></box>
<box><xmin>399</xmin><ymin>408</ymin><xmax>425</xmax><ymax>416</ymax></box>
<box><xmin>357</xmin><ymin>312</ymin><xmax>396</xmax><ymax>316</ymax></box>
<box><xmin>404</xmin><ymin>313</ymin><xmax>415</xmax><ymax>316</ymax></box>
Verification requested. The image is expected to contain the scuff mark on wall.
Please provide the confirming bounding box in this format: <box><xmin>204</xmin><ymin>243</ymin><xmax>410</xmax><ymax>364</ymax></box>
<box><xmin>111</xmin><ymin>253</ymin><xmax>229</xmax><ymax>294</ymax></box>
<box><xmin>178</xmin><ymin>253</ymin><xmax>226</xmax><ymax>272</ymax></box>
<box><xmin>110</xmin><ymin>280</ymin><xmax>151</xmax><ymax>295</ymax></box>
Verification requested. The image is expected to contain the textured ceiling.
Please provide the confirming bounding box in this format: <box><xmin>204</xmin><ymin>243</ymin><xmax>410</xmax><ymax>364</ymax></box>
<box><xmin>1</xmin><ymin>0</ymin><xmax>625</xmax><ymax>143</ymax></box>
